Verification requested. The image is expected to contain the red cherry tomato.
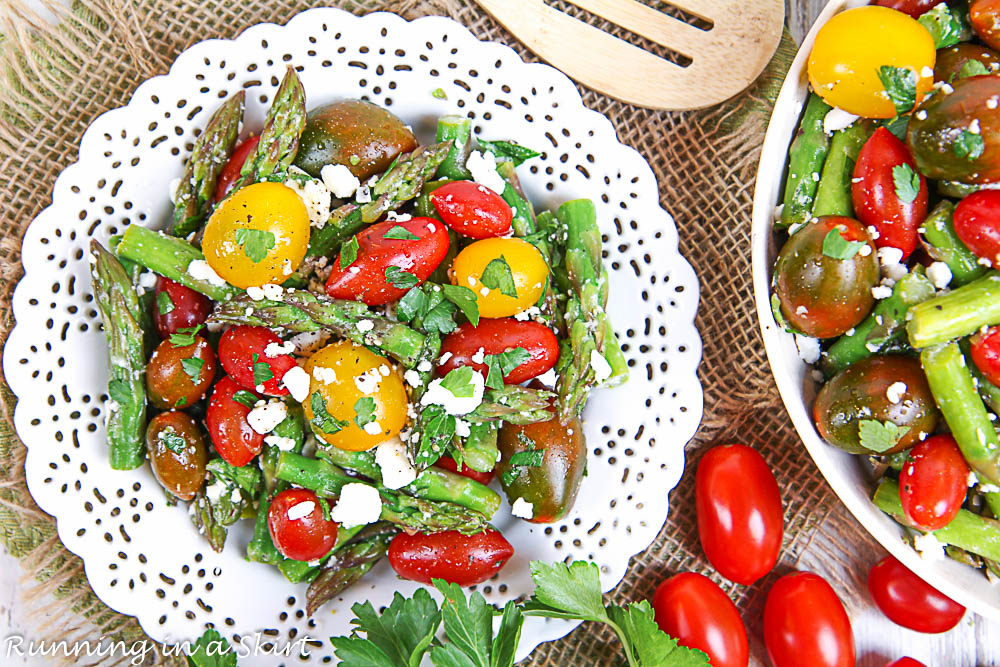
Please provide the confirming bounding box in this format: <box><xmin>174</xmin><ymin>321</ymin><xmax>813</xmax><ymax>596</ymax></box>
<box><xmin>954</xmin><ymin>190</ymin><xmax>1000</xmax><ymax>267</ymax></box>
<box><xmin>267</xmin><ymin>488</ymin><xmax>338</xmax><ymax>562</ymax></box>
<box><xmin>218</xmin><ymin>325</ymin><xmax>298</xmax><ymax>396</ymax></box>
<box><xmin>899</xmin><ymin>434</ymin><xmax>969</xmax><ymax>531</ymax></box>
<box><xmin>434</xmin><ymin>455</ymin><xmax>495</xmax><ymax>485</ymax></box>
<box><xmin>868</xmin><ymin>555</ymin><xmax>966</xmax><ymax>633</ymax></box>
<box><xmin>387</xmin><ymin>528</ymin><xmax>514</xmax><ymax>586</ymax></box>
<box><xmin>153</xmin><ymin>276</ymin><xmax>211</xmax><ymax>338</ymax></box>
<box><xmin>437</xmin><ymin>319</ymin><xmax>559</xmax><ymax>384</ymax></box>
<box><xmin>206</xmin><ymin>376</ymin><xmax>264</xmax><ymax>467</ymax></box>
<box><xmin>652</xmin><ymin>572</ymin><xmax>749</xmax><ymax>667</ymax></box>
<box><xmin>214</xmin><ymin>135</ymin><xmax>259</xmax><ymax>202</ymax></box>
<box><xmin>325</xmin><ymin>217</ymin><xmax>450</xmax><ymax>306</ymax></box>
<box><xmin>851</xmin><ymin>127</ymin><xmax>928</xmax><ymax>260</ymax></box>
<box><xmin>696</xmin><ymin>444</ymin><xmax>783</xmax><ymax>585</ymax></box>
<box><xmin>872</xmin><ymin>0</ymin><xmax>945</xmax><ymax>18</ymax></box>
<box><xmin>886</xmin><ymin>659</ymin><xmax>927</xmax><ymax>667</ymax></box>
<box><xmin>764</xmin><ymin>571</ymin><xmax>855</xmax><ymax>667</ymax></box>
<box><xmin>970</xmin><ymin>325</ymin><xmax>1000</xmax><ymax>386</ymax></box>
<box><xmin>430</xmin><ymin>180</ymin><xmax>514</xmax><ymax>239</ymax></box>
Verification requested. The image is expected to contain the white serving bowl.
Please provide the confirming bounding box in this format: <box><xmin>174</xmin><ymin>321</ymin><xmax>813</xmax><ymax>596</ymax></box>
<box><xmin>751</xmin><ymin>0</ymin><xmax>1000</xmax><ymax>623</ymax></box>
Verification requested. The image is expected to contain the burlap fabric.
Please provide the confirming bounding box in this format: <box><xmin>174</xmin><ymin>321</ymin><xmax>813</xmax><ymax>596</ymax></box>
<box><xmin>0</xmin><ymin>1</ymin><xmax>834</xmax><ymax>664</ymax></box>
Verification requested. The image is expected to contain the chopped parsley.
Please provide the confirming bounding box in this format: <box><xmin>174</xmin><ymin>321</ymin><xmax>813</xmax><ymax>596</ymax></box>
<box><xmin>876</xmin><ymin>65</ymin><xmax>918</xmax><ymax>115</ymax></box>
<box><xmin>310</xmin><ymin>392</ymin><xmax>348</xmax><ymax>435</ymax></box>
<box><xmin>156</xmin><ymin>291</ymin><xmax>174</xmax><ymax>315</ymax></box>
<box><xmin>231</xmin><ymin>389</ymin><xmax>259</xmax><ymax>408</ymax></box>
<box><xmin>954</xmin><ymin>129</ymin><xmax>985</xmax><ymax>160</ymax></box>
<box><xmin>158</xmin><ymin>428</ymin><xmax>187</xmax><ymax>455</ymax></box>
<box><xmin>181</xmin><ymin>356</ymin><xmax>204</xmax><ymax>383</ymax></box>
<box><xmin>385</xmin><ymin>265</ymin><xmax>420</xmax><ymax>289</ymax></box>
<box><xmin>234</xmin><ymin>228</ymin><xmax>276</xmax><ymax>263</ymax></box>
<box><xmin>339</xmin><ymin>236</ymin><xmax>359</xmax><ymax>269</ymax></box>
<box><xmin>441</xmin><ymin>284</ymin><xmax>480</xmax><ymax>326</ymax></box>
<box><xmin>821</xmin><ymin>227</ymin><xmax>866</xmax><ymax>260</ymax></box>
<box><xmin>858</xmin><ymin>419</ymin><xmax>909</xmax><ymax>453</ymax></box>
<box><xmin>169</xmin><ymin>324</ymin><xmax>204</xmax><ymax>347</ymax></box>
<box><xmin>383</xmin><ymin>225</ymin><xmax>421</xmax><ymax>240</ymax></box>
<box><xmin>107</xmin><ymin>379</ymin><xmax>131</xmax><ymax>405</ymax></box>
<box><xmin>353</xmin><ymin>396</ymin><xmax>377</xmax><ymax>429</ymax></box>
<box><xmin>484</xmin><ymin>347</ymin><xmax>531</xmax><ymax>390</ymax></box>
<box><xmin>891</xmin><ymin>163</ymin><xmax>921</xmax><ymax>204</ymax></box>
<box><xmin>477</xmin><ymin>138</ymin><xmax>542</xmax><ymax>166</ymax></box>
<box><xmin>440</xmin><ymin>366</ymin><xmax>477</xmax><ymax>398</ymax></box>
<box><xmin>431</xmin><ymin>87</ymin><xmax>447</xmax><ymax>99</ymax></box>
<box><xmin>251</xmin><ymin>353</ymin><xmax>273</xmax><ymax>387</ymax></box>
<box><xmin>480</xmin><ymin>256</ymin><xmax>518</xmax><ymax>297</ymax></box>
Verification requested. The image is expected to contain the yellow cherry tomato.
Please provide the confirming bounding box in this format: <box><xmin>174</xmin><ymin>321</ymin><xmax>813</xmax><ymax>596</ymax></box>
<box><xmin>303</xmin><ymin>341</ymin><xmax>407</xmax><ymax>452</ymax></box>
<box><xmin>808</xmin><ymin>6</ymin><xmax>935</xmax><ymax>119</ymax></box>
<box><xmin>451</xmin><ymin>238</ymin><xmax>548</xmax><ymax>318</ymax></box>
<box><xmin>201</xmin><ymin>182</ymin><xmax>310</xmax><ymax>289</ymax></box>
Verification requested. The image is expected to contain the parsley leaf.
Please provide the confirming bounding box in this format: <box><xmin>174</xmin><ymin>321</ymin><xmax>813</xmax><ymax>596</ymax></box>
<box><xmin>877</xmin><ymin>65</ymin><xmax>918</xmax><ymax>115</ymax></box>
<box><xmin>480</xmin><ymin>256</ymin><xmax>518</xmax><ymax>298</ymax></box>
<box><xmin>484</xmin><ymin>347</ymin><xmax>531</xmax><ymax>390</ymax></box>
<box><xmin>501</xmin><ymin>448</ymin><xmax>545</xmax><ymax>486</ymax></box>
<box><xmin>186</xmin><ymin>628</ymin><xmax>237</xmax><ymax>667</ymax></box>
<box><xmin>440</xmin><ymin>366</ymin><xmax>476</xmax><ymax>398</ymax></box>
<box><xmin>353</xmin><ymin>396</ymin><xmax>377</xmax><ymax>429</ymax></box>
<box><xmin>415</xmin><ymin>405</ymin><xmax>457</xmax><ymax>465</ymax></box>
<box><xmin>491</xmin><ymin>601</ymin><xmax>525</xmax><ymax>667</ymax></box>
<box><xmin>169</xmin><ymin>324</ymin><xmax>204</xmax><ymax>347</ymax></box>
<box><xmin>251</xmin><ymin>353</ymin><xmax>273</xmax><ymax>387</ymax></box>
<box><xmin>339</xmin><ymin>236</ymin><xmax>360</xmax><ymax>270</ymax></box>
<box><xmin>310</xmin><ymin>392</ymin><xmax>348</xmax><ymax>435</ymax></box>
<box><xmin>432</xmin><ymin>87</ymin><xmax>448</xmax><ymax>100</ymax></box>
<box><xmin>608</xmin><ymin>601</ymin><xmax>710</xmax><ymax>667</ymax></box>
<box><xmin>397</xmin><ymin>286</ymin><xmax>428</xmax><ymax>321</ymax></box>
<box><xmin>330</xmin><ymin>589</ymin><xmax>441</xmax><ymax>667</ymax></box>
<box><xmin>954</xmin><ymin>129</ymin><xmax>985</xmax><ymax>160</ymax></box>
<box><xmin>958</xmin><ymin>59</ymin><xmax>990</xmax><ymax>80</ymax></box>
<box><xmin>386</xmin><ymin>266</ymin><xmax>420</xmax><ymax>289</ymax></box>
<box><xmin>108</xmin><ymin>379</ymin><xmax>131</xmax><ymax>406</ymax></box>
<box><xmin>158</xmin><ymin>428</ymin><xmax>187</xmax><ymax>455</ymax></box>
<box><xmin>442</xmin><ymin>284</ymin><xmax>480</xmax><ymax>326</ymax></box>
<box><xmin>156</xmin><ymin>290</ymin><xmax>174</xmax><ymax>315</ymax></box>
<box><xmin>234</xmin><ymin>228</ymin><xmax>276</xmax><ymax>263</ymax></box>
<box><xmin>384</xmin><ymin>225</ymin><xmax>421</xmax><ymax>240</ymax></box>
<box><xmin>396</xmin><ymin>285</ymin><xmax>459</xmax><ymax>335</ymax></box>
<box><xmin>317</xmin><ymin>496</ymin><xmax>332</xmax><ymax>522</ymax></box>
<box><xmin>917</xmin><ymin>3</ymin><xmax>968</xmax><ymax>50</ymax></box>
<box><xmin>883</xmin><ymin>115</ymin><xmax>909</xmax><ymax>141</ymax></box>
<box><xmin>892</xmin><ymin>163</ymin><xmax>921</xmax><ymax>204</ymax></box>
<box><xmin>821</xmin><ymin>228</ymin><xmax>866</xmax><ymax>260</ymax></box>
<box><xmin>523</xmin><ymin>560</ymin><xmax>610</xmax><ymax>622</ymax></box>
<box><xmin>431</xmin><ymin>581</ymin><xmax>493</xmax><ymax>667</ymax></box>
<box><xmin>181</xmin><ymin>356</ymin><xmax>204</xmax><ymax>383</ymax></box>
<box><xmin>232</xmin><ymin>389</ymin><xmax>259</xmax><ymax>408</ymax></box>
<box><xmin>858</xmin><ymin>419</ymin><xmax>909</xmax><ymax>453</ymax></box>
<box><xmin>477</xmin><ymin>138</ymin><xmax>542</xmax><ymax>167</ymax></box>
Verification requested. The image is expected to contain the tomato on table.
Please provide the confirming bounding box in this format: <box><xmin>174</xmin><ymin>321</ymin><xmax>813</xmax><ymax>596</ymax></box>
<box><xmin>807</xmin><ymin>6</ymin><xmax>935</xmax><ymax>118</ymax></box>
<box><xmin>652</xmin><ymin>572</ymin><xmax>749</xmax><ymax>667</ymax></box>
<box><xmin>899</xmin><ymin>434</ymin><xmax>969</xmax><ymax>531</ymax></box>
<box><xmin>202</xmin><ymin>181</ymin><xmax>311</xmax><ymax>289</ymax></box>
<box><xmin>145</xmin><ymin>335</ymin><xmax>217</xmax><ymax>409</ymax></box>
<box><xmin>852</xmin><ymin>127</ymin><xmax>927</xmax><ymax>260</ymax></box>
<box><xmin>268</xmin><ymin>488</ymin><xmax>339</xmax><ymax>562</ymax></box>
<box><xmin>971</xmin><ymin>326</ymin><xmax>1000</xmax><ymax>386</ymax></box>
<box><xmin>206</xmin><ymin>376</ymin><xmax>264</xmax><ymax>467</ymax></box>
<box><xmin>218</xmin><ymin>325</ymin><xmax>299</xmax><ymax>396</ymax></box>
<box><xmin>325</xmin><ymin>217</ymin><xmax>450</xmax><ymax>306</ymax></box>
<box><xmin>153</xmin><ymin>276</ymin><xmax>211</xmax><ymax>337</ymax></box>
<box><xmin>696</xmin><ymin>444</ymin><xmax>782</xmax><ymax>585</ymax></box>
<box><xmin>868</xmin><ymin>555</ymin><xmax>965</xmax><ymax>633</ymax></box>
<box><xmin>437</xmin><ymin>319</ymin><xmax>558</xmax><ymax>384</ymax></box>
<box><xmin>451</xmin><ymin>237</ymin><xmax>548</xmax><ymax>318</ymax></box>
<box><xmin>431</xmin><ymin>180</ymin><xmax>514</xmax><ymax>238</ymax></box>
<box><xmin>953</xmin><ymin>190</ymin><xmax>1000</xmax><ymax>267</ymax></box>
<box><xmin>147</xmin><ymin>411</ymin><xmax>208</xmax><ymax>501</ymax></box>
<box><xmin>303</xmin><ymin>341</ymin><xmax>408</xmax><ymax>452</ymax></box>
<box><xmin>214</xmin><ymin>135</ymin><xmax>259</xmax><ymax>202</ymax></box>
<box><xmin>387</xmin><ymin>528</ymin><xmax>513</xmax><ymax>585</ymax></box>
<box><xmin>434</xmin><ymin>455</ymin><xmax>495</xmax><ymax>485</ymax></box>
<box><xmin>763</xmin><ymin>571</ymin><xmax>855</xmax><ymax>667</ymax></box>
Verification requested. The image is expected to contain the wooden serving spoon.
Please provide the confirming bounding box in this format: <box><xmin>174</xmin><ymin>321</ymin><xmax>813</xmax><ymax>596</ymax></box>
<box><xmin>474</xmin><ymin>0</ymin><xmax>784</xmax><ymax>110</ymax></box>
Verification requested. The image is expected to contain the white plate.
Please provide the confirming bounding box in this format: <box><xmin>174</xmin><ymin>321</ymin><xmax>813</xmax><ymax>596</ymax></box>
<box><xmin>2</xmin><ymin>8</ymin><xmax>703</xmax><ymax>662</ymax></box>
<box><xmin>751</xmin><ymin>0</ymin><xmax>1000</xmax><ymax>623</ymax></box>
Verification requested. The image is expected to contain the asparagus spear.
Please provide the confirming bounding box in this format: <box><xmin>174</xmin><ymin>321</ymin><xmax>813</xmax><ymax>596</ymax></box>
<box><xmin>233</xmin><ymin>66</ymin><xmax>306</xmax><ymax>190</ymax></box>
<box><xmin>306</xmin><ymin>523</ymin><xmax>397</xmax><ymax>615</ymax></box>
<box><xmin>115</xmin><ymin>225</ymin><xmax>240</xmax><ymax>302</ymax></box>
<box><xmin>780</xmin><ymin>93</ymin><xmax>833</xmax><ymax>228</ymax></box>
<box><xmin>907</xmin><ymin>272</ymin><xmax>1000</xmax><ymax>348</ymax></box>
<box><xmin>469</xmin><ymin>385</ymin><xmax>556</xmax><ymax>424</ymax></box>
<box><xmin>190</xmin><ymin>458</ymin><xmax>262</xmax><ymax>552</ymax></box>
<box><xmin>434</xmin><ymin>115</ymin><xmax>473</xmax><ymax>180</ymax></box>
<box><xmin>90</xmin><ymin>241</ymin><xmax>147</xmax><ymax>470</ymax></box>
<box><xmin>921</xmin><ymin>342</ymin><xmax>1000</xmax><ymax>485</ymax></box>
<box><xmin>920</xmin><ymin>201</ymin><xmax>988</xmax><ymax>287</ymax></box>
<box><xmin>460</xmin><ymin>422</ymin><xmax>499</xmax><ymax>474</ymax></box>
<box><xmin>171</xmin><ymin>91</ymin><xmax>245</xmax><ymax>237</ymax></box>
<box><xmin>208</xmin><ymin>290</ymin><xmax>426</xmax><ymax>367</ymax></box>
<box><xmin>497</xmin><ymin>160</ymin><xmax>536</xmax><ymax>237</ymax></box>
<box><xmin>361</xmin><ymin>141</ymin><xmax>453</xmax><ymax>223</ymax></box>
<box><xmin>812</xmin><ymin>120</ymin><xmax>872</xmax><ymax>218</ymax></box>
<box><xmin>109</xmin><ymin>235</ymin><xmax>158</xmax><ymax>357</ymax></box>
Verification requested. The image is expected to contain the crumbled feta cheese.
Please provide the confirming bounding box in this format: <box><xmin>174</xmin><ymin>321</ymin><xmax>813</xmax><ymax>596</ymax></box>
<box><xmin>471</xmin><ymin>347</ymin><xmax>487</xmax><ymax>364</ymax></box>
<box><xmin>417</xmin><ymin>360</ymin><xmax>433</xmax><ymax>373</ymax></box>
<box><xmin>590</xmin><ymin>350</ymin><xmax>612</xmax><ymax>383</ymax></box>
<box><xmin>363</xmin><ymin>421</ymin><xmax>382</xmax><ymax>435</ymax></box>
<box><xmin>187</xmin><ymin>259</ymin><xmax>227</xmax><ymax>287</ymax></box>
<box><xmin>230</xmin><ymin>487</ymin><xmax>242</xmax><ymax>502</ymax></box>
<box><xmin>867</xmin><ymin>225</ymin><xmax>881</xmax><ymax>240</ymax></box>
<box><xmin>989</xmin><ymin>96</ymin><xmax>1000</xmax><ymax>110</ymax></box>
<box><xmin>971</xmin><ymin>118</ymin><xmax>982</xmax><ymax>134</ymax></box>
<box><xmin>927</xmin><ymin>262</ymin><xmax>953</xmax><ymax>290</ymax></box>
<box><xmin>536</xmin><ymin>367</ymin><xmax>558</xmax><ymax>387</ymax></box>
<box><xmin>247</xmin><ymin>399</ymin><xmax>288</xmax><ymax>435</ymax></box>
<box><xmin>439</xmin><ymin>352</ymin><xmax>453</xmax><ymax>365</ymax></box>
<box><xmin>794</xmin><ymin>334</ymin><xmax>821</xmax><ymax>364</ymax></box>
<box><xmin>264</xmin><ymin>434</ymin><xmax>298</xmax><ymax>451</ymax></box>
<box><xmin>376</xmin><ymin>437</ymin><xmax>417</xmax><ymax>489</ymax></box>
<box><xmin>878</xmin><ymin>246</ymin><xmax>904</xmax><ymax>267</ymax></box>
<box><xmin>246</xmin><ymin>285</ymin><xmax>267</xmax><ymax>301</ymax></box>
<box><xmin>354</xmin><ymin>185</ymin><xmax>372</xmax><ymax>203</ymax></box>
<box><xmin>886</xmin><ymin>382</ymin><xmax>907</xmax><ymax>404</ymax></box>
<box><xmin>378</xmin><ymin>364</ymin><xmax>391</xmax><ymax>377</ymax></box>
<box><xmin>915</xmin><ymin>109</ymin><xmax>928</xmax><ymax>120</ymax></box>
<box><xmin>981</xmin><ymin>481</ymin><xmax>1000</xmax><ymax>494</ymax></box>
<box><xmin>872</xmin><ymin>285</ymin><xmax>893</xmax><ymax>300</ymax></box>
<box><xmin>355</xmin><ymin>368</ymin><xmax>384</xmax><ymax>395</ymax></box>
<box><xmin>858</xmin><ymin>244</ymin><xmax>872</xmax><ymax>257</ymax></box>
<box><xmin>913</xmin><ymin>532</ymin><xmax>945</xmax><ymax>561</ymax></box>
<box><xmin>403</xmin><ymin>369</ymin><xmax>423</xmax><ymax>387</ymax></box>
<box><xmin>280</xmin><ymin>365</ymin><xmax>310</xmax><ymax>402</ymax></box>
<box><xmin>466</xmin><ymin>150</ymin><xmax>506</xmax><ymax>194</ymax></box>
<box><xmin>261</xmin><ymin>283</ymin><xmax>284</xmax><ymax>300</ymax></box>
<box><xmin>286</xmin><ymin>500</ymin><xmax>316</xmax><ymax>521</ymax></box>
<box><xmin>320</xmin><ymin>164</ymin><xmax>361</xmax><ymax>198</ymax></box>
<box><xmin>205</xmin><ymin>481</ymin><xmax>226</xmax><ymax>502</ymax></box>
<box><xmin>421</xmin><ymin>370</ymin><xmax>486</xmax><ymax>415</ymax></box>
<box><xmin>138</xmin><ymin>271</ymin><xmax>157</xmax><ymax>289</ymax></box>
<box><xmin>920</xmin><ymin>66</ymin><xmax>935</xmax><ymax>78</ymax></box>
<box><xmin>795</xmin><ymin>305</ymin><xmax>808</xmax><ymax>316</ymax></box>
<box><xmin>514</xmin><ymin>306</ymin><xmax>542</xmax><ymax>321</ymax></box>
<box><xmin>265</xmin><ymin>341</ymin><xmax>296</xmax><ymax>358</ymax></box>
<box><xmin>312</xmin><ymin>365</ymin><xmax>338</xmax><ymax>385</ymax></box>
<box><xmin>455</xmin><ymin>418</ymin><xmax>471</xmax><ymax>438</ymax></box>
<box><xmin>287</xmin><ymin>331</ymin><xmax>328</xmax><ymax>357</ymax></box>
<box><xmin>330</xmin><ymin>483</ymin><xmax>383</xmax><ymax>527</ymax></box>
<box><xmin>511</xmin><ymin>497</ymin><xmax>534</xmax><ymax>519</ymax></box>
<box><xmin>386</xmin><ymin>210</ymin><xmax>412</xmax><ymax>222</ymax></box>
<box><xmin>286</xmin><ymin>167</ymin><xmax>332</xmax><ymax>227</ymax></box>
<box><xmin>823</xmin><ymin>107</ymin><xmax>860</xmax><ymax>134</ymax></box>
<box><xmin>356</xmin><ymin>319</ymin><xmax>375</xmax><ymax>333</ymax></box>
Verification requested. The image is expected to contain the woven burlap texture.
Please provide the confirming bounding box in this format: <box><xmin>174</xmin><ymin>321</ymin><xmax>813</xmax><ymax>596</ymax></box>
<box><xmin>0</xmin><ymin>0</ymin><xmax>832</xmax><ymax>665</ymax></box>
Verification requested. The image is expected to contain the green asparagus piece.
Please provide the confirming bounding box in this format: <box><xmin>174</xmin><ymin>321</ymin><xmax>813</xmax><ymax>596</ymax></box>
<box><xmin>317</xmin><ymin>446</ymin><xmax>383</xmax><ymax>481</ymax></box>
<box><xmin>460</xmin><ymin>422</ymin><xmax>499</xmax><ymax>473</ymax></box>
<box><xmin>274</xmin><ymin>453</ymin><xmax>490</xmax><ymax>534</ymax></box>
<box><xmin>234</xmin><ymin>66</ymin><xmax>306</xmax><ymax>189</ymax></box>
<box><xmin>936</xmin><ymin>180</ymin><xmax>997</xmax><ymax>198</ymax></box>
<box><xmin>821</xmin><ymin>269</ymin><xmax>934</xmax><ymax>376</ymax></box>
<box><xmin>812</xmin><ymin>120</ymin><xmax>873</xmax><ymax>218</ymax></box>
<box><xmin>171</xmin><ymin>91</ymin><xmax>245</xmax><ymax>237</ymax></box>
<box><xmin>434</xmin><ymin>115</ymin><xmax>473</xmax><ymax>180</ymax></box>
<box><xmin>261</xmin><ymin>403</ymin><xmax>306</xmax><ymax>494</ymax></box>
<box><xmin>189</xmin><ymin>490</ymin><xmax>228</xmax><ymax>554</ymax></box>
<box><xmin>780</xmin><ymin>93</ymin><xmax>833</xmax><ymax>228</ymax></box>
<box><xmin>470</xmin><ymin>385</ymin><xmax>556</xmax><ymax>424</ymax></box>
<box><xmin>303</xmin><ymin>205</ymin><xmax>363</xmax><ymax>259</ymax></box>
<box><xmin>247</xmin><ymin>492</ymin><xmax>283</xmax><ymax>565</ymax></box>
<box><xmin>907</xmin><ymin>272</ymin><xmax>1000</xmax><ymax>348</ymax></box>
<box><xmin>921</xmin><ymin>342</ymin><xmax>1000</xmax><ymax>485</ymax></box>
<box><xmin>208</xmin><ymin>290</ymin><xmax>426</xmax><ymax>367</ymax></box>
<box><xmin>920</xmin><ymin>200</ymin><xmax>988</xmax><ymax>287</ymax></box>
<box><xmin>190</xmin><ymin>458</ymin><xmax>262</xmax><ymax>552</ymax></box>
<box><xmin>874</xmin><ymin>479</ymin><xmax>1000</xmax><ymax>562</ymax></box>
<box><xmin>362</xmin><ymin>141</ymin><xmax>453</xmax><ymax>223</ymax></box>
<box><xmin>497</xmin><ymin>159</ymin><xmax>536</xmax><ymax>236</ymax></box>
<box><xmin>306</xmin><ymin>523</ymin><xmax>397</xmax><ymax>615</ymax></box>
<box><xmin>116</xmin><ymin>225</ymin><xmax>240</xmax><ymax>301</ymax></box>
<box><xmin>276</xmin><ymin>524</ymin><xmax>366</xmax><ymax>583</ymax></box>
<box><xmin>415</xmin><ymin>179</ymin><xmax>451</xmax><ymax>219</ymax></box>
<box><xmin>90</xmin><ymin>241</ymin><xmax>147</xmax><ymax>470</ymax></box>
<box><xmin>109</xmin><ymin>234</ymin><xmax>158</xmax><ymax>357</ymax></box>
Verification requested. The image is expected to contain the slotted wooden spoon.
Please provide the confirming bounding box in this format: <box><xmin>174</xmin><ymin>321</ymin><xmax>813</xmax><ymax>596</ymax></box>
<box><xmin>474</xmin><ymin>0</ymin><xmax>784</xmax><ymax>110</ymax></box>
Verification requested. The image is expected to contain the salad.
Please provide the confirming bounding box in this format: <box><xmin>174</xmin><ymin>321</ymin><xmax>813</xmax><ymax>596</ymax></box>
<box><xmin>88</xmin><ymin>65</ymin><xmax>627</xmax><ymax>613</ymax></box>
<box><xmin>770</xmin><ymin>1</ymin><xmax>1000</xmax><ymax>580</ymax></box>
